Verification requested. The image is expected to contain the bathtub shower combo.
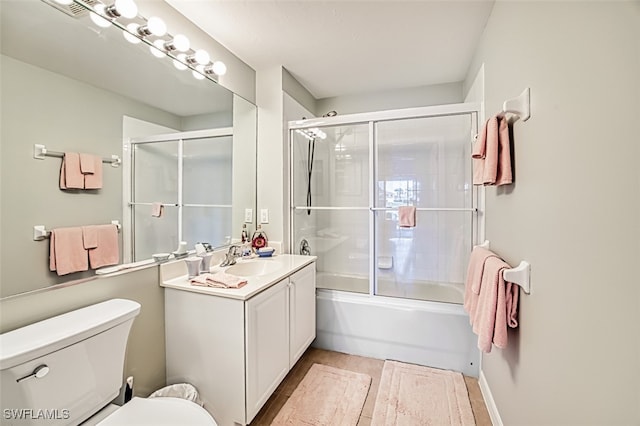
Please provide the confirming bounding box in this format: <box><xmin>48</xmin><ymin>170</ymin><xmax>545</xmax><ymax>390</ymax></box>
<box><xmin>289</xmin><ymin>104</ymin><xmax>482</xmax><ymax>375</ymax></box>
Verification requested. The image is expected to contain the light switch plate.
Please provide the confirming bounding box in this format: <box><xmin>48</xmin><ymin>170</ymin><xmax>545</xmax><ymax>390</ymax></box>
<box><xmin>260</xmin><ymin>209</ymin><xmax>269</xmax><ymax>224</ymax></box>
<box><xmin>244</xmin><ymin>208</ymin><xmax>253</xmax><ymax>223</ymax></box>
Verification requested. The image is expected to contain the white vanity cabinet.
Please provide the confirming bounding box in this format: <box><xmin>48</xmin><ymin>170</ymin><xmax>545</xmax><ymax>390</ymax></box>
<box><xmin>163</xmin><ymin>257</ymin><xmax>316</xmax><ymax>426</ymax></box>
<box><xmin>245</xmin><ymin>279</ymin><xmax>290</xmax><ymax>421</ymax></box>
<box><xmin>288</xmin><ymin>264</ymin><xmax>317</xmax><ymax>367</ymax></box>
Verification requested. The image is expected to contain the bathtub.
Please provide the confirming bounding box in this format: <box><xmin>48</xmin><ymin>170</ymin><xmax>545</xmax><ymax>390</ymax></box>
<box><xmin>316</xmin><ymin>272</ymin><xmax>466</xmax><ymax>304</ymax></box>
<box><xmin>313</xmin><ymin>285</ymin><xmax>480</xmax><ymax>377</ymax></box>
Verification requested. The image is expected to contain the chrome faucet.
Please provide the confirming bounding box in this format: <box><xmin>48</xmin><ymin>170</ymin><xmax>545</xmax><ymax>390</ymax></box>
<box><xmin>220</xmin><ymin>244</ymin><xmax>242</xmax><ymax>267</ymax></box>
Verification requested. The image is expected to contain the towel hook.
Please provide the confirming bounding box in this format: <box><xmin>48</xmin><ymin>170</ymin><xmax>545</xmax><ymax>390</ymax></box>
<box><xmin>501</xmin><ymin>88</ymin><xmax>530</xmax><ymax>122</ymax></box>
<box><xmin>475</xmin><ymin>240</ymin><xmax>531</xmax><ymax>294</ymax></box>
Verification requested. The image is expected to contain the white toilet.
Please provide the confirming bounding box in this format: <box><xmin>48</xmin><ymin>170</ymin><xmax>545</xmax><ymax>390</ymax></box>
<box><xmin>0</xmin><ymin>299</ymin><xmax>217</xmax><ymax>425</ymax></box>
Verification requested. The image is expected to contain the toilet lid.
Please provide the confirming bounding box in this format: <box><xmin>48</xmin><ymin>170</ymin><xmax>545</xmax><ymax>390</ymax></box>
<box><xmin>97</xmin><ymin>397</ymin><xmax>217</xmax><ymax>425</ymax></box>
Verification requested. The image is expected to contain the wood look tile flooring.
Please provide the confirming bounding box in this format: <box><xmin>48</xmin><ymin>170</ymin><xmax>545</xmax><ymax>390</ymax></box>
<box><xmin>250</xmin><ymin>347</ymin><xmax>492</xmax><ymax>425</ymax></box>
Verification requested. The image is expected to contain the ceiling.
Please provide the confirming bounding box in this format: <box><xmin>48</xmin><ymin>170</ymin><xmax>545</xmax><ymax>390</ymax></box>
<box><xmin>165</xmin><ymin>0</ymin><xmax>495</xmax><ymax>100</ymax></box>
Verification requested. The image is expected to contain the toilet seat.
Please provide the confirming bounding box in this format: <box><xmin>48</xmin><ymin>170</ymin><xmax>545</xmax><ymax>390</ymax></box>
<box><xmin>97</xmin><ymin>397</ymin><xmax>217</xmax><ymax>425</ymax></box>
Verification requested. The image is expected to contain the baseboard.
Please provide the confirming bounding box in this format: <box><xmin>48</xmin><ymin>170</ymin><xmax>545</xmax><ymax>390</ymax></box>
<box><xmin>478</xmin><ymin>370</ymin><xmax>503</xmax><ymax>426</ymax></box>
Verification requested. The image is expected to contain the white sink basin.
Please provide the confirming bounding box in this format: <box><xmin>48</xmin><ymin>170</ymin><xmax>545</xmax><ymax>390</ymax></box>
<box><xmin>225</xmin><ymin>259</ymin><xmax>282</xmax><ymax>277</ymax></box>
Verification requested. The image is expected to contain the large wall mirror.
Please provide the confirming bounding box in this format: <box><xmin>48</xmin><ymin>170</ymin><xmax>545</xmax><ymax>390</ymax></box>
<box><xmin>0</xmin><ymin>0</ymin><xmax>257</xmax><ymax>298</ymax></box>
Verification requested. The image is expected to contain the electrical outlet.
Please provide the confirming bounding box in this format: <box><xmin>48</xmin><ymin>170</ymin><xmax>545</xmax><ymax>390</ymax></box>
<box><xmin>260</xmin><ymin>209</ymin><xmax>269</xmax><ymax>224</ymax></box>
<box><xmin>244</xmin><ymin>208</ymin><xmax>253</xmax><ymax>223</ymax></box>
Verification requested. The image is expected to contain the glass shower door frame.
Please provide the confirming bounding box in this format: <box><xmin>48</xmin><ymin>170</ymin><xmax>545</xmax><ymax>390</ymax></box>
<box><xmin>125</xmin><ymin>127</ymin><xmax>233</xmax><ymax>262</ymax></box>
<box><xmin>289</xmin><ymin>102</ymin><xmax>482</xmax><ymax>301</ymax></box>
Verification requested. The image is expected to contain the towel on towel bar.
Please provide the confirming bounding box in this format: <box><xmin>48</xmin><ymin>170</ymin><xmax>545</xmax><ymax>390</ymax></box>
<box><xmin>464</xmin><ymin>247</ymin><xmax>519</xmax><ymax>353</ymax></box>
<box><xmin>49</xmin><ymin>227</ymin><xmax>88</xmax><ymax>275</ymax></box>
<box><xmin>83</xmin><ymin>154</ymin><xmax>103</xmax><ymax>189</ymax></box>
<box><xmin>59</xmin><ymin>152</ymin><xmax>85</xmax><ymax>189</ymax></box>
<box><xmin>82</xmin><ymin>226</ymin><xmax>99</xmax><ymax>249</ymax></box>
<box><xmin>398</xmin><ymin>206</ymin><xmax>416</xmax><ymax>227</ymax></box>
<box><xmin>59</xmin><ymin>153</ymin><xmax>103</xmax><ymax>189</ymax></box>
<box><xmin>151</xmin><ymin>202</ymin><xmax>164</xmax><ymax>218</ymax></box>
<box><xmin>87</xmin><ymin>224</ymin><xmax>119</xmax><ymax>269</ymax></box>
<box><xmin>463</xmin><ymin>246</ymin><xmax>498</xmax><ymax>317</ymax></box>
<box><xmin>472</xmin><ymin>115</ymin><xmax>512</xmax><ymax>186</ymax></box>
<box><xmin>190</xmin><ymin>272</ymin><xmax>247</xmax><ymax>289</ymax></box>
<box><xmin>79</xmin><ymin>153</ymin><xmax>95</xmax><ymax>174</ymax></box>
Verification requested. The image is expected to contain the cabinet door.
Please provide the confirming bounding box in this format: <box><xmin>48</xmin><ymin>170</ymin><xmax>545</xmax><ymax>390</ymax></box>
<box><xmin>245</xmin><ymin>279</ymin><xmax>290</xmax><ymax>422</ymax></box>
<box><xmin>289</xmin><ymin>263</ymin><xmax>316</xmax><ymax>367</ymax></box>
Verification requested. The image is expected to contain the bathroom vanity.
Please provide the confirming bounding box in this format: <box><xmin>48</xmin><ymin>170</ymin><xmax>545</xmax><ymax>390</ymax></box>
<box><xmin>160</xmin><ymin>254</ymin><xmax>316</xmax><ymax>426</ymax></box>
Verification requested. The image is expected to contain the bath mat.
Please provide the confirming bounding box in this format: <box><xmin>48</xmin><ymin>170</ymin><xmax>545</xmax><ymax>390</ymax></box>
<box><xmin>371</xmin><ymin>360</ymin><xmax>475</xmax><ymax>426</ymax></box>
<box><xmin>271</xmin><ymin>363</ymin><xmax>371</xmax><ymax>426</ymax></box>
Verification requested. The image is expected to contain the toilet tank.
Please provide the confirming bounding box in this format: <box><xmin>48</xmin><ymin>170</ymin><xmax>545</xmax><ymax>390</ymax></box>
<box><xmin>0</xmin><ymin>299</ymin><xmax>141</xmax><ymax>425</ymax></box>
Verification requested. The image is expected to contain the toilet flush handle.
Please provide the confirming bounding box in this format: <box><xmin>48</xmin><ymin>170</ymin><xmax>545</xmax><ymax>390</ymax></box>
<box><xmin>16</xmin><ymin>364</ymin><xmax>50</xmax><ymax>383</ymax></box>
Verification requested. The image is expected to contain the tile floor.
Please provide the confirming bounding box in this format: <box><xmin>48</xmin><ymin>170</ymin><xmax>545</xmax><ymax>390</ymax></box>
<box><xmin>249</xmin><ymin>347</ymin><xmax>492</xmax><ymax>425</ymax></box>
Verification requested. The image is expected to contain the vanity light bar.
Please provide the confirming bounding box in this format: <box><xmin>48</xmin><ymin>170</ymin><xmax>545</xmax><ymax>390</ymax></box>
<box><xmin>73</xmin><ymin>0</ymin><xmax>227</xmax><ymax>80</ymax></box>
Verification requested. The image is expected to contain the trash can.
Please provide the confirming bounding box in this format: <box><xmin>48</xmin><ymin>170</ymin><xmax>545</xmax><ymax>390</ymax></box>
<box><xmin>148</xmin><ymin>383</ymin><xmax>202</xmax><ymax>406</ymax></box>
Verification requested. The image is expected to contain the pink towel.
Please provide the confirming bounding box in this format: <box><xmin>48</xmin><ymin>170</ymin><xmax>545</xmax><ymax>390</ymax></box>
<box><xmin>463</xmin><ymin>246</ymin><xmax>499</xmax><ymax>318</ymax></box>
<box><xmin>87</xmin><ymin>224</ymin><xmax>119</xmax><ymax>269</ymax></box>
<box><xmin>472</xmin><ymin>116</ymin><xmax>512</xmax><ymax>186</ymax></box>
<box><xmin>49</xmin><ymin>227</ymin><xmax>88</xmax><ymax>276</ymax></box>
<box><xmin>190</xmin><ymin>272</ymin><xmax>247</xmax><ymax>289</ymax></box>
<box><xmin>398</xmin><ymin>206</ymin><xmax>416</xmax><ymax>228</ymax></box>
<box><xmin>82</xmin><ymin>226</ymin><xmax>98</xmax><ymax>249</ymax></box>
<box><xmin>59</xmin><ymin>153</ymin><xmax>84</xmax><ymax>189</ymax></box>
<box><xmin>469</xmin><ymin>256</ymin><xmax>520</xmax><ymax>353</ymax></box>
<box><xmin>151</xmin><ymin>202</ymin><xmax>164</xmax><ymax>218</ymax></box>
<box><xmin>79</xmin><ymin>153</ymin><xmax>95</xmax><ymax>174</ymax></box>
<box><xmin>83</xmin><ymin>155</ymin><xmax>103</xmax><ymax>189</ymax></box>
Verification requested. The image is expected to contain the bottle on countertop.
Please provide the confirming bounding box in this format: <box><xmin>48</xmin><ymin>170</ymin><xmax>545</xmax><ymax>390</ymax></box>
<box><xmin>251</xmin><ymin>225</ymin><xmax>268</xmax><ymax>250</ymax></box>
<box><xmin>241</xmin><ymin>224</ymin><xmax>249</xmax><ymax>243</ymax></box>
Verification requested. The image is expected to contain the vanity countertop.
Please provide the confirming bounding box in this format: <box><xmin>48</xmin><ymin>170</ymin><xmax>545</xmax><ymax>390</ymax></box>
<box><xmin>160</xmin><ymin>254</ymin><xmax>316</xmax><ymax>301</ymax></box>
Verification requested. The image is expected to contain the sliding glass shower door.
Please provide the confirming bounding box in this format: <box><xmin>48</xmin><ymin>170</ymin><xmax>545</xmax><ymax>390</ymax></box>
<box><xmin>290</xmin><ymin>106</ymin><xmax>478</xmax><ymax>304</ymax></box>
<box><xmin>291</xmin><ymin>123</ymin><xmax>371</xmax><ymax>293</ymax></box>
<box><xmin>374</xmin><ymin>115</ymin><xmax>474</xmax><ymax>303</ymax></box>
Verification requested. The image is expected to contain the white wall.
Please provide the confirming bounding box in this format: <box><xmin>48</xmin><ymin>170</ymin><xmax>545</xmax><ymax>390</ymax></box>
<box><xmin>256</xmin><ymin>67</ymin><xmax>286</xmax><ymax>246</ymax></box>
<box><xmin>150</xmin><ymin>0</ymin><xmax>256</xmax><ymax>102</ymax></box>
<box><xmin>464</xmin><ymin>2</ymin><xmax>640</xmax><ymax>424</ymax></box>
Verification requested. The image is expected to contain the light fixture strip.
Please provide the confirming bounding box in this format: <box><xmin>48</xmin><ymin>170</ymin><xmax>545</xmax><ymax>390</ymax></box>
<box><xmin>72</xmin><ymin>0</ymin><xmax>225</xmax><ymax>82</ymax></box>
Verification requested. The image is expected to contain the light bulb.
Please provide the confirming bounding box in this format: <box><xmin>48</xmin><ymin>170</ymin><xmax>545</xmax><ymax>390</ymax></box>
<box><xmin>149</xmin><ymin>39</ymin><xmax>166</xmax><ymax>58</ymax></box>
<box><xmin>146</xmin><ymin>17</ymin><xmax>166</xmax><ymax>36</ymax></box>
<box><xmin>194</xmin><ymin>49</ymin><xmax>210</xmax><ymax>65</ymax></box>
<box><xmin>123</xmin><ymin>23</ymin><xmax>141</xmax><ymax>44</ymax></box>
<box><xmin>173</xmin><ymin>54</ymin><xmax>188</xmax><ymax>71</ymax></box>
<box><xmin>185</xmin><ymin>49</ymin><xmax>210</xmax><ymax>65</ymax></box>
<box><xmin>192</xmin><ymin>65</ymin><xmax>206</xmax><ymax>80</ymax></box>
<box><xmin>171</xmin><ymin>34</ymin><xmax>190</xmax><ymax>52</ymax></box>
<box><xmin>53</xmin><ymin>0</ymin><xmax>74</xmax><ymax>5</ymax></box>
<box><xmin>137</xmin><ymin>16</ymin><xmax>166</xmax><ymax>37</ymax></box>
<box><xmin>211</xmin><ymin>61</ymin><xmax>227</xmax><ymax>76</ymax></box>
<box><xmin>113</xmin><ymin>0</ymin><xmax>137</xmax><ymax>19</ymax></box>
<box><xmin>90</xmin><ymin>4</ymin><xmax>112</xmax><ymax>28</ymax></box>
